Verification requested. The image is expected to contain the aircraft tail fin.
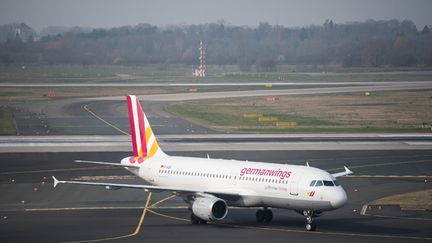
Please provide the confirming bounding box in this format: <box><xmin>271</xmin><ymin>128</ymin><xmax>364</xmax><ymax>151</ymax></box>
<box><xmin>126</xmin><ymin>95</ymin><xmax>165</xmax><ymax>162</ymax></box>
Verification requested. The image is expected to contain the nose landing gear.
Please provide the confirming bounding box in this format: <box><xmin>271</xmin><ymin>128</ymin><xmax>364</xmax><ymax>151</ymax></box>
<box><xmin>303</xmin><ymin>210</ymin><xmax>316</xmax><ymax>231</ymax></box>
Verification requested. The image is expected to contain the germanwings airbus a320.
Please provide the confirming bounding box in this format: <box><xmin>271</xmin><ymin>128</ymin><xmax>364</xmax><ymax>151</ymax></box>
<box><xmin>53</xmin><ymin>95</ymin><xmax>352</xmax><ymax>231</ymax></box>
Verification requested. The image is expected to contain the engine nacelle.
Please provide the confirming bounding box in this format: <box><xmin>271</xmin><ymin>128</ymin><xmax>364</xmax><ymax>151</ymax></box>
<box><xmin>192</xmin><ymin>196</ymin><xmax>228</xmax><ymax>221</ymax></box>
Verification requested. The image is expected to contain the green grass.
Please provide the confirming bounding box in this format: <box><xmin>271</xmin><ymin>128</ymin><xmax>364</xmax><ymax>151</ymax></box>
<box><xmin>0</xmin><ymin>106</ymin><xmax>16</xmax><ymax>135</ymax></box>
<box><xmin>1</xmin><ymin>64</ymin><xmax>432</xmax><ymax>83</ymax></box>
<box><xmin>166</xmin><ymin>103</ymin><xmax>336</xmax><ymax>130</ymax></box>
<box><xmin>0</xmin><ymin>64</ymin><xmax>192</xmax><ymax>81</ymax></box>
<box><xmin>369</xmin><ymin>189</ymin><xmax>432</xmax><ymax>211</ymax></box>
<box><xmin>236</xmin><ymin>127</ymin><xmax>430</xmax><ymax>133</ymax></box>
<box><xmin>165</xmin><ymin>91</ymin><xmax>432</xmax><ymax>134</ymax></box>
<box><xmin>221</xmin><ymin>71</ymin><xmax>432</xmax><ymax>82</ymax></box>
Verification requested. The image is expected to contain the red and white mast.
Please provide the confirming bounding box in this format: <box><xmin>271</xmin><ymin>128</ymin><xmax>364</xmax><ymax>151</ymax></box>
<box><xmin>194</xmin><ymin>40</ymin><xmax>206</xmax><ymax>77</ymax></box>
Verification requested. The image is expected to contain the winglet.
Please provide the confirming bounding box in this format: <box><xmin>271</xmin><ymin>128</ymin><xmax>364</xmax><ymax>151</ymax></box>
<box><xmin>344</xmin><ymin>166</ymin><xmax>353</xmax><ymax>174</ymax></box>
<box><xmin>331</xmin><ymin>166</ymin><xmax>353</xmax><ymax>178</ymax></box>
<box><xmin>306</xmin><ymin>161</ymin><xmax>310</xmax><ymax>167</ymax></box>
<box><xmin>52</xmin><ymin>176</ymin><xmax>59</xmax><ymax>188</ymax></box>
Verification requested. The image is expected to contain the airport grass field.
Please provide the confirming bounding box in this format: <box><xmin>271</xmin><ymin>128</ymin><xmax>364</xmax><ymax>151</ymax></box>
<box><xmin>1</xmin><ymin>64</ymin><xmax>432</xmax><ymax>83</ymax></box>
<box><xmin>166</xmin><ymin>90</ymin><xmax>432</xmax><ymax>133</ymax></box>
<box><xmin>370</xmin><ymin>189</ymin><xmax>432</xmax><ymax>211</ymax></box>
<box><xmin>0</xmin><ymin>106</ymin><xmax>16</xmax><ymax>135</ymax></box>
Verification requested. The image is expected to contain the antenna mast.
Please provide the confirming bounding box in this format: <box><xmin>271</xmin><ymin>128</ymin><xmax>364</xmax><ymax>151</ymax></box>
<box><xmin>194</xmin><ymin>40</ymin><xmax>206</xmax><ymax>77</ymax></box>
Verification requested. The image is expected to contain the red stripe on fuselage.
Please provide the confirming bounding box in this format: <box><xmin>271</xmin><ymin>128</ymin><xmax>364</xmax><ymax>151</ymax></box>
<box><xmin>127</xmin><ymin>96</ymin><xmax>138</xmax><ymax>157</ymax></box>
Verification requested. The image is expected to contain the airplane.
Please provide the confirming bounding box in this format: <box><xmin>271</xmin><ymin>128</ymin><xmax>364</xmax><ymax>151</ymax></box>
<box><xmin>52</xmin><ymin>95</ymin><xmax>353</xmax><ymax>231</ymax></box>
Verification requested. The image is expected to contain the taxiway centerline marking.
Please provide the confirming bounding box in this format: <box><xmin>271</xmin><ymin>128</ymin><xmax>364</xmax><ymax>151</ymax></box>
<box><xmin>147</xmin><ymin>208</ymin><xmax>432</xmax><ymax>241</ymax></box>
<box><xmin>150</xmin><ymin>195</ymin><xmax>177</xmax><ymax>208</ymax></box>
<box><xmin>83</xmin><ymin>103</ymin><xmax>130</xmax><ymax>136</ymax></box>
<box><xmin>147</xmin><ymin>208</ymin><xmax>189</xmax><ymax>222</ymax></box>
<box><xmin>61</xmin><ymin>192</ymin><xmax>152</xmax><ymax>243</ymax></box>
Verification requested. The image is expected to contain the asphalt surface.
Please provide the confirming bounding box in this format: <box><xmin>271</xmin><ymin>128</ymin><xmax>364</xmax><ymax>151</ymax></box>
<box><xmin>1</xmin><ymin>82</ymin><xmax>432</xmax><ymax>242</ymax></box>
<box><xmin>9</xmin><ymin>99</ymin><xmax>217</xmax><ymax>135</ymax></box>
<box><xmin>0</xmin><ymin>150</ymin><xmax>431</xmax><ymax>242</ymax></box>
<box><xmin>91</xmin><ymin>81</ymin><xmax>432</xmax><ymax>101</ymax></box>
<box><xmin>2</xmin><ymin>134</ymin><xmax>432</xmax><ymax>153</ymax></box>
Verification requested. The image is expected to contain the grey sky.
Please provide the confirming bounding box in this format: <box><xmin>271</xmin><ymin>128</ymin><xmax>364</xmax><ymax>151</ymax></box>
<box><xmin>1</xmin><ymin>0</ymin><xmax>431</xmax><ymax>31</ymax></box>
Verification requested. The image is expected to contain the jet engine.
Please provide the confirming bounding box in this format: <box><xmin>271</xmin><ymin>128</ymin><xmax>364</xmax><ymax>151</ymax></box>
<box><xmin>192</xmin><ymin>196</ymin><xmax>228</xmax><ymax>221</ymax></box>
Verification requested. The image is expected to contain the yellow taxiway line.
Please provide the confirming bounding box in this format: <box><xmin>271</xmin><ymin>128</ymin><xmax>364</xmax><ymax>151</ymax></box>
<box><xmin>83</xmin><ymin>103</ymin><xmax>129</xmax><ymax>136</ymax></box>
<box><xmin>146</xmin><ymin>209</ymin><xmax>432</xmax><ymax>241</ymax></box>
<box><xmin>62</xmin><ymin>192</ymin><xmax>152</xmax><ymax>243</ymax></box>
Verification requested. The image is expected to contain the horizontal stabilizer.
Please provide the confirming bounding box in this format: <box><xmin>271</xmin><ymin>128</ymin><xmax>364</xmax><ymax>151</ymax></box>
<box><xmin>74</xmin><ymin>160</ymin><xmax>140</xmax><ymax>168</ymax></box>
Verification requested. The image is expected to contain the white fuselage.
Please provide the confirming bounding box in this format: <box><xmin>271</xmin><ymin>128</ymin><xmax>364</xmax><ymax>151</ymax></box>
<box><xmin>122</xmin><ymin>155</ymin><xmax>348</xmax><ymax>212</ymax></box>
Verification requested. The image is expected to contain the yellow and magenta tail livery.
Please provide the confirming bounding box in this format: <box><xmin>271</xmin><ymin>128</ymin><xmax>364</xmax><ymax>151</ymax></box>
<box><xmin>126</xmin><ymin>95</ymin><xmax>163</xmax><ymax>163</ymax></box>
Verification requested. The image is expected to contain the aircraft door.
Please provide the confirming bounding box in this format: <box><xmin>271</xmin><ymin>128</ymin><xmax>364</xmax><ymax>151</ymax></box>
<box><xmin>290</xmin><ymin>173</ymin><xmax>302</xmax><ymax>196</ymax></box>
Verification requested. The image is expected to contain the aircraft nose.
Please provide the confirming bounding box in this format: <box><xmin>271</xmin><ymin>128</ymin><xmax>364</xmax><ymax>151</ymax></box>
<box><xmin>331</xmin><ymin>188</ymin><xmax>348</xmax><ymax>209</ymax></box>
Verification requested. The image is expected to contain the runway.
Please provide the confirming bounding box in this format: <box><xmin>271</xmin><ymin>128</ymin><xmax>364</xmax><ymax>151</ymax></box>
<box><xmin>88</xmin><ymin>81</ymin><xmax>432</xmax><ymax>101</ymax></box>
<box><xmin>1</xmin><ymin>150</ymin><xmax>431</xmax><ymax>242</ymax></box>
<box><xmin>1</xmin><ymin>134</ymin><xmax>432</xmax><ymax>153</ymax></box>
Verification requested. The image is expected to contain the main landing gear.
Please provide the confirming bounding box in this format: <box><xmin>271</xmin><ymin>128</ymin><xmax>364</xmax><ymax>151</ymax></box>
<box><xmin>256</xmin><ymin>208</ymin><xmax>273</xmax><ymax>223</ymax></box>
<box><xmin>190</xmin><ymin>213</ymin><xmax>207</xmax><ymax>225</ymax></box>
<box><xmin>303</xmin><ymin>210</ymin><xmax>316</xmax><ymax>231</ymax></box>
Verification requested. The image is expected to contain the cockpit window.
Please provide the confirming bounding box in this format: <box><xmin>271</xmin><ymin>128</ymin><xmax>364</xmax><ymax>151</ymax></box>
<box><xmin>315</xmin><ymin>180</ymin><xmax>323</xmax><ymax>187</ymax></box>
<box><xmin>323</xmin><ymin>180</ymin><xmax>334</xmax><ymax>186</ymax></box>
<box><xmin>333</xmin><ymin>180</ymin><xmax>340</xmax><ymax>186</ymax></box>
<box><xmin>309</xmin><ymin>180</ymin><xmax>316</xmax><ymax>187</ymax></box>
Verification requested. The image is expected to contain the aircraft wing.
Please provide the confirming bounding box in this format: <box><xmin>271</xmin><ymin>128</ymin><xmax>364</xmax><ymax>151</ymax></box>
<box><xmin>52</xmin><ymin>176</ymin><xmax>242</xmax><ymax>197</ymax></box>
<box><xmin>331</xmin><ymin>166</ymin><xmax>353</xmax><ymax>178</ymax></box>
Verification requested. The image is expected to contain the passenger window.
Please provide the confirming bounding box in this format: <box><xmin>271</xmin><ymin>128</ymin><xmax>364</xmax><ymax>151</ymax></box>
<box><xmin>323</xmin><ymin>180</ymin><xmax>334</xmax><ymax>186</ymax></box>
<box><xmin>315</xmin><ymin>180</ymin><xmax>323</xmax><ymax>187</ymax></box>
<box><xmin>309</xmin><ymin>180</ymin><xmax>316</xmax><ymax>187</ymax></box>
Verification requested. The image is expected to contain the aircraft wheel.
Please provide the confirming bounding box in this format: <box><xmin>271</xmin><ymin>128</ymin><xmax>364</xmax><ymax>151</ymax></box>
<box><xmin>190</xmin><ymin>213</ymin><xmax>200</xmax><ymax>225</ymax></box>
<box><xmin>263</xmin><ymin>209</ymin><xmax>273</xmax><ymax>222</ymax></box>
<box><xmin>306</xmin><ymin>223</ymin><xmax>316</xmax><ymax>231</ymax></box>
<box><xmin>199</xmin><ymin>219</ymin><xmax>207</xmax><ymax>224</ymax></box>
<box><xmin>256</xmin><ymin>209</ymin><xmax>265</xmax><ymax>222</ymax></box>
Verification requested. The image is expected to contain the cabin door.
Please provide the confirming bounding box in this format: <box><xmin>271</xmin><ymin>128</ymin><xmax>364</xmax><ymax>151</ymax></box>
<box><xmin>289</xmin><ymin>173</ymin><xmax>302</xmax><ymax>196</ymax></box>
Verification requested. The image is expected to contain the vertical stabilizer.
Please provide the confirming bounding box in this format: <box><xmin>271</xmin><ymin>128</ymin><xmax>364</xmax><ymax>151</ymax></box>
<box><xmin>126</xmin><ymin>95</ymin><xmax>165</xmax><ymax>163</ymax></box>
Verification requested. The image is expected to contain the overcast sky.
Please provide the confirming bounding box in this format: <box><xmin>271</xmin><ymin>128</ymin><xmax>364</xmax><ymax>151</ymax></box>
<box><xmin>1</xmin><ymin>0</ymin><xmax>431</xmax><ymax>31</ymax></box>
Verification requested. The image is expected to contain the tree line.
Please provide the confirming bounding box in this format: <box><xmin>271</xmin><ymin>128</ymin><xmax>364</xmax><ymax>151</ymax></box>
<box><xmin>0</xmin><ymin>19</ymin><xmax>431</xmax><ymax>69</ymax></box>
